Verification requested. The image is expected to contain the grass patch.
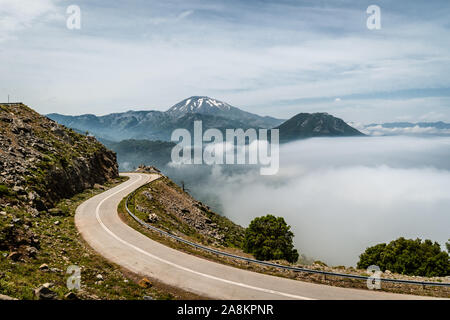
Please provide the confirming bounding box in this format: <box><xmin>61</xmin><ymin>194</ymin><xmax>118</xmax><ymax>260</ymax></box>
<box><xmin>0</xmin><ymin>185</ymin><xmax>10</xmax><ymax>196</ymax></box>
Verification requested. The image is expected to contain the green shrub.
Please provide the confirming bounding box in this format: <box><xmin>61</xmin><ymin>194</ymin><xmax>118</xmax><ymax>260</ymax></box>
<box><xmin>357</xmin><ymin>237</ymin><xmax>450</xmax><ymax>277</ymax></box>
<box><xmin>314</xmin><ymin>260</ymin><xmax>328</xmax><ymax>267</ymax></box>
<box><xmin>0</xmin><ymin>185</ymin><xmax>9</xmax><ymax>196</ymax></box>
<box><xmin>243</xmin><ymin>214</ymin><xmax>299</xmax><ymax>263</ymax></box>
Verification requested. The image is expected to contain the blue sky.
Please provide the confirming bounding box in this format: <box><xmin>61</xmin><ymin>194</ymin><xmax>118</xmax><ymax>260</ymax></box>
<box><xmin>0</xmin><ymin>0</ymin><xmax>450</xmax><ymax>123</ymax></box>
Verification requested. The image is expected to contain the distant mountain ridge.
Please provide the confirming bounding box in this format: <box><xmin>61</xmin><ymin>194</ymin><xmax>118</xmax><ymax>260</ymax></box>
<box><xmin>47</xmin><ymin>98</ymin><xmax>365</xmax><ymax>171</ymax></box>
<box><xmin>97</xmin><ymin>112</ymin><xmax>364</xmax><ymax>171</ymax></box>
<box><xmin>359</xmin><ymin>121</ymin><xmax>450</xmax><ymax>136</ymax></box>
<box><xmin>48</xmin><ymin>96</ymin><xmax>284</xmax><ymax>141</ymax></box>
<box><xmin>47</xmin><ymin>96</ymin><xmax>364</xmax><ymax>143</ymax></box>
<box><xmin>373</xmin><ymin>121</ymin><xmax>450</xmax><ymax>129</ymax></box>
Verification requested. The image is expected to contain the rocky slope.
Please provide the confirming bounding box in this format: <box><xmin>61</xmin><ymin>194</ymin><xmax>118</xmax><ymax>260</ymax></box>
<box><xmin>0</xmin><ymin>103</ymin><xmax>118</xmax><ymax>211</ymax></box>
<box><xmin>131</xmin><ymin>175</ymin><xmax>244</xmax><ymax>248</ymax></box>
<box><xmin>0</xmin><ymin>103</ymin><xmax>118</xmax><ymax>261</ymax></box>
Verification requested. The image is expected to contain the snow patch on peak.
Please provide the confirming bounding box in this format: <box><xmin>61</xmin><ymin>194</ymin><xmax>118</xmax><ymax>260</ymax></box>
<box><xmin>168</xmin><ymin>96</ymin><xmax>233</xmax><ymax>115</ymax></box>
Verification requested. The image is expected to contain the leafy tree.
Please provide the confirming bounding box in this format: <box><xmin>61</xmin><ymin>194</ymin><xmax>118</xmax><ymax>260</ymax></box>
<box><xmin>446</xmin><ymin>239</ymin><xmax>450</xmax><ymax>253</ymax></box>
<box><xmin>357</xmin><ymin>237</ymin><xmax>450</xmax><ymax>277</ymax></box>
<box><xmin>243</xmin><ymin>214</ymin><xmax>299</xmax><ymax>263</ymax></box>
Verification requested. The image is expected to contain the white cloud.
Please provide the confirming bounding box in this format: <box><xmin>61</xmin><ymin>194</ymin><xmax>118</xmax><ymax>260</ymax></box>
<box><xmin>0</xmin><ymin>0</ymin><xmax>61</xmax><ymax>41</ymax></box>
<box><xmin>0</xmin><ymin>1</ymin><xmax>449</xmax><ymax>123</ymax></box>
<box><xmin>419</xmin><ymin>111</ymin><xmax>446</xmax><ymax>122</ymax></box>
<box><xmin>291</xmin><ymin>97</ymin><xmax>450</xmax><ymax>124</ymax></box>
<box><xmin>148</xmin><ymin>10</ymin><xmax>194</xmax><ymax>25</ymax></box>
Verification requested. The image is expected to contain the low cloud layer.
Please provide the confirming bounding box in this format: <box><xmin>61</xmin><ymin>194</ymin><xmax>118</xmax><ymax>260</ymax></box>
<box><xmin>179</xmin><ymin>136</ymin><xmax>450</xmax><ymax>266</ymax></box>
<box><xmin>352</xmin><ymin>123</ymin><xmax>450</xmax><ymax>137</ymax></box>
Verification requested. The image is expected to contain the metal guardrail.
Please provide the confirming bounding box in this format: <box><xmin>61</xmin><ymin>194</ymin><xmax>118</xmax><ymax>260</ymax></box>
<box><xmin>125</xmin><ymin>184</ymin><xmax>450</xmax><ymax>288</ymax></box>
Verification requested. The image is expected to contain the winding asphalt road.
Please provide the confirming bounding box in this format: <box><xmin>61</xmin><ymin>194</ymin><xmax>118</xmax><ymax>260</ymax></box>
<box><xmin>75</xmin><ymin>173</ymin><xmax>436</xmax><ymax>300</ymax></box>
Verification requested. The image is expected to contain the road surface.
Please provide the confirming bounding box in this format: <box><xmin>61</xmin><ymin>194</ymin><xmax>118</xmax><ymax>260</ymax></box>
<box><xmin>75</xmin><ymin>173</ymin><xmax>436</xmax><ymax>300</ymax></box>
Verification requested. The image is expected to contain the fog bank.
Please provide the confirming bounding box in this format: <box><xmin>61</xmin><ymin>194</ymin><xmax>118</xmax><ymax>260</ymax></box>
<box><xmin>180</xmin><ymin>136</ymin><xmax>450</xmax><ymax>266</ymax></box>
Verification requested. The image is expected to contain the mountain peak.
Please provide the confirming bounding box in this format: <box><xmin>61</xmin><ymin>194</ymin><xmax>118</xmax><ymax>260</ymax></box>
<box><xmin>277</xmin><ymin>112</ymin><xmax>365</xmax><ymax>142</ymax></box>
<box><xmin>167</xmin><ymin>96</ymin><xmax>233</xmax><ymax>116</ymax></box>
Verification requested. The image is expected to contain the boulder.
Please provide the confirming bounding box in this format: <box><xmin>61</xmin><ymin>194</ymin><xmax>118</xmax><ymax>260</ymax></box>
<box><xmin>138</xmin><ymin>278</ymin><xmax>152</xmax><ymax>288</ymax></box>
<box><xmin>12</xmin><ymin>186</ymin><xmax>25</xmax><ymax>194</ymax></box>
<box><xmin>28</xmin><ymin>208</ymin><xmax>40</xmax><ymax>217</ymax></box>
<box><xmin>34</xmin><ymin>285</ymin><xmax>57</xmax><ymax>300</ymax></box>
<box><xmin>94</xmin><ymin>184</ymin><xmax>106</xmax><ymax>190</ymax></box>
<box><xmin>25</xmin><ymin>246</ymin><xmax>38</xmax><ymax>258</ymax></box>
<box><xmin>136</xmin><ymin>204</ymin><xmax>150</xmax><ymax>214</ymax></box>
<box><xmin>147</xmin><ymin>213</ymin><xmax>158</xmax><ymax>223</ymax></box>
<box><xmin>142</xmin><ymin>191</ymin><xmax>153</xmax><ymax>201</ymax></box>
<box><xmin>39</xmin><ymin>263</ymin><xmax>49</xmax><ymax>271</ymax></box>
<box><xmin>64</xmin><ymin>292</ymin><xmax>78</xmax><ymax>300</ymax></box>
<box><xmin>27</xmin><ymin>191</ymin><xmax>38</xmax><ymax>201</ymax></box>
<box><xmin>7</xmin><ymin>252</ymin><xmax>20</xmax><ymax>261</ymax></box>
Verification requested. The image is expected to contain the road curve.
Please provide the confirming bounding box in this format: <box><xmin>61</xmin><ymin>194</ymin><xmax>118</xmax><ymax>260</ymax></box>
<box><xmin>75</xmin><ymin>173</ymin><xmax>435</xmax><ymax>300</ymax></box>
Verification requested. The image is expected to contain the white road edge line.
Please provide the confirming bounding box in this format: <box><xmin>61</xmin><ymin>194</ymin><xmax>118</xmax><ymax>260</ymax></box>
<box><xmin>94</xmin><ymin>173</ymin><xmax>315</xmax><ymax>300</ymax></box>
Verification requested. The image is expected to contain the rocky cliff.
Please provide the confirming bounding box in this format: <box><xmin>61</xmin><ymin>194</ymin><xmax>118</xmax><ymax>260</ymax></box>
<box><xmin>0</xmin><ymin>103</ymin><xmax>118</xmax><ymax>211</ymax></box>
